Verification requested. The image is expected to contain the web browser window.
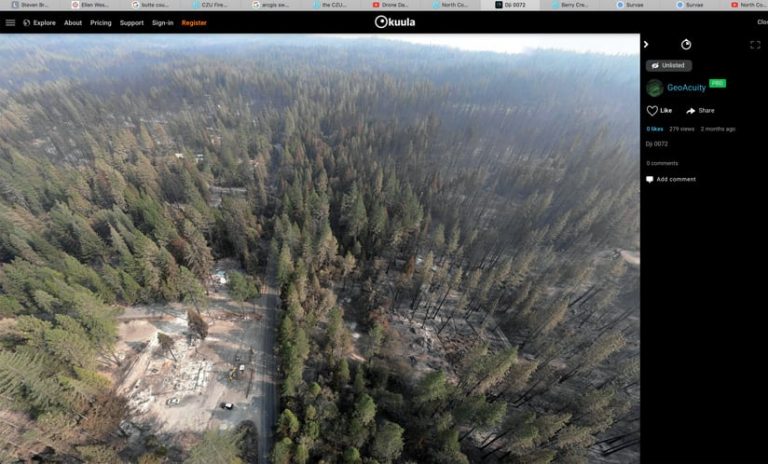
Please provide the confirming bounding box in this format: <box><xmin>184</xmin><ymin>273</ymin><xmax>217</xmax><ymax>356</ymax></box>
<box><xmin>0</xmin><ymin>4</ymin><xmax>763</xmax><ymax>464</ymax></box>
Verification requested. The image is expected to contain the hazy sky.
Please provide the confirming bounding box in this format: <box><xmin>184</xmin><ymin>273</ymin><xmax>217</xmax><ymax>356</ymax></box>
<box><xmin>324</xmin><ymin>34</ymin><xmax>638</xmax><ymax>56</ymax></box>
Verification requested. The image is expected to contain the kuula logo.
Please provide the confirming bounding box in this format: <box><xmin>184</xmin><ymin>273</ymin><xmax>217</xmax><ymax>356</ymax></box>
<box><xmin>374</xmin><ymin>15</ymin><xmax>415</xmax><ymax>29</ymax></box>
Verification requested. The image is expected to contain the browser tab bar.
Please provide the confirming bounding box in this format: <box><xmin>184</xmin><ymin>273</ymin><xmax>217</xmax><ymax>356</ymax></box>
<box><xmin>1</xmin><ymin>0</ymin><xmax>767</xmax><ymax>8</ymax></box>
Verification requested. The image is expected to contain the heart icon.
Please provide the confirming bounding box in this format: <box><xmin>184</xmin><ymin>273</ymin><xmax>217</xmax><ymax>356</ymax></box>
<box><xmin>646</xmin><ymin>105</ymin><xmax>659</xmax><ymax>116</ymax></box>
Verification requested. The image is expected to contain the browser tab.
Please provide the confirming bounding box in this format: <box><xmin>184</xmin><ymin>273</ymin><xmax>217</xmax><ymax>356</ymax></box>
<box><xmin>369</xmin><ymin>0</ymin><xmax>420</xmax><ymax>10</ymax></box>
<box><xmin>426</xmin><ymin>0</ymin><xmax>480</xmax><ymax>10</ymax></box>
<box><xmin>186</xmin><ymin>0</ymin><xmax>237</xmax><ymax>9</ymax></box>
<box><xmin>728</xmin><ymin>0</ymin><xmax>768</xmax><ymax>9</ymax></box>
<box><xmin>481</xmin><ymin>0</ymin><xmax>540</xmax><ymax>9</ymax></box>
<box><xmin>602</xmin><ymin>0</ymin><xmax>660</xmax><ymax>8</ymax></box>
<box><xmin>2</xmin><ymin>0</ymin><xmax>63</xmax><ymax>9</ymax></box>
<box><xmin>72</xmin><ymin>1</ymin><xmax>111</xmax><ymax>9</ymax></box>
<box><xmin>309</xmin><ymin>0</ymin><xmax>362</xmax><ymax>10</ymax></box>
<box><xmin>240</xmin><ymin>0</ymin><xmax>294</xmax><ymax>9</ymax></box>
<box><xmin>545</xmin><ymin>0</ymin><xmax>599</xmax><ymax>9</ymax></box>
<box><xmin>128</xmin><ymin>0</ymin><xmax>182</xmax><ymax>10</ymax></box>
<box><xmin>657</xmin><ymin>0</ymin><xmax>719</xmax><ymax>8</ymax></box>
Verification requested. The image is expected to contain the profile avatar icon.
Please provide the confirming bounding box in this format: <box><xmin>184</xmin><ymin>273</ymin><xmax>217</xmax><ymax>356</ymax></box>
<box><xmin>646</xmin><ymin>79</ymin><xmax>664</xmax><ymax>98</ymax></box>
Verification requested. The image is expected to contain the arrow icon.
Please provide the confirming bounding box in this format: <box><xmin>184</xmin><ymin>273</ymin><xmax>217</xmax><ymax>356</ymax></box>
<box><xmin>643</xmin><ymin>40</ymin><xmax>649</xmax><ymax>49</ymax></box>
<box><xmin>686</xmin><ymin>108</ymin><xmax>696</xmax><ymax>114</ymax></box>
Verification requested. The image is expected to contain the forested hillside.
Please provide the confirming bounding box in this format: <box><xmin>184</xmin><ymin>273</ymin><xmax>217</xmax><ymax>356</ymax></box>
<box><xmin>0</xmin><ymin>36</ymin><xmax>639</xmax><ymax>463</ymax></box>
